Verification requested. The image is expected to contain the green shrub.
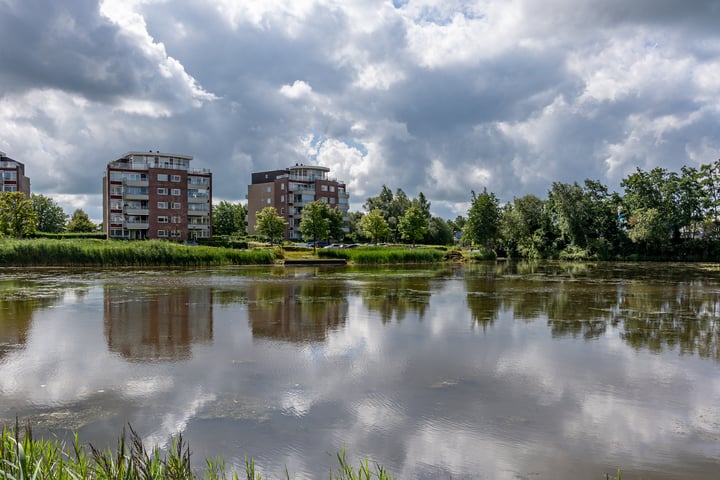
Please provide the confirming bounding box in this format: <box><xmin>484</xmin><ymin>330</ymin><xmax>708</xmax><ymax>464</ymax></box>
<box><xmin>467</xmin><ymin>248</ymin><xmax>497</xmax><ymax>261</ymax></box>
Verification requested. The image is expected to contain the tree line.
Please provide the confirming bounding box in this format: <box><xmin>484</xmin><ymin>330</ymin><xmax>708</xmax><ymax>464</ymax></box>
<box><xmin>9</xmin><ymin>158</ymin><xmax>720</xmax><ymax>261</ymax></box>
<box><xmin>243</xmin><ymin>158</ymin><xmax>720</xmax><ymax>260</ymax></box>
<box><xmin>0</xmin><ymin>192</ymin><xmax>98</xmax><ymax>238</ymax></box>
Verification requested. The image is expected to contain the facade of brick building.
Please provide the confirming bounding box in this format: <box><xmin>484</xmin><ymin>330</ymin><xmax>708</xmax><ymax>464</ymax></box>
<box><xmin>103</xmin><ymin>151</ymin><xmax>212</xmax><ymax>241</ymax></box>
<box><xmin>247</xmin><ymin>164</ymin><xmax>349</xmax><ymax>241</ymax></box>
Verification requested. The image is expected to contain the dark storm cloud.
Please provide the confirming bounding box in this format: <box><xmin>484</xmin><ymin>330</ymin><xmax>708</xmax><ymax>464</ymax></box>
<box><xmin>0</xmin><ymin>0</ymin><xmax>139</xmax><ymax>99</ymax></box>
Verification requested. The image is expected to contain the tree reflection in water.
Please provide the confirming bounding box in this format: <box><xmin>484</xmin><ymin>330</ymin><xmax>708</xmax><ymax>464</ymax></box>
<box><xmin>247</xmin><ymin>280</ymin><xmax>348</xmax><ymax>343</ymax></box>
<box><xmin>360</xmin><ymin>275</ymin><xmax>433</xmax><ymax>323</ymax></box>
<box><xmin>464</xmin><ymin>261</ymin><xmax>720</xmax><ymax>360</ymax></box>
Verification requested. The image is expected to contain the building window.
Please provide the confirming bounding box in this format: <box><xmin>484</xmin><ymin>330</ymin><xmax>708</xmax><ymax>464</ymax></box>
<box><xmin>266</xmin><ymin>198</ymin><xmax>271</xmax><ymax>204</ymax></box>
<box><xmin>3</xmin><ymin>171</ymin><xmax>17</xmax><ymax>181</ymax></box>
<box><xmin>110</xmin><ymin>186</ymin><xmax>122</xmax><ymax>195</ymax></box>
<box><xmin>321</xmin><ymin>197</ymin><xmax>328</xmax><ymax>203</ymax></box>
<box><xmin>171</xmin><ymin>175</ymin><xmax>181</xmax><ymax>182</ymax></box>
<box><xmin>172</xmin><ymin>202</ymin><xmax>182</xmax><ymax>209</ymax></box>
<box><xmin>171</xmin><ymin>216</ymin><xmax>180</xmax><ymax>223</ymax></box>
<box><xmin>330</xmin><ymin>186</ymin><xmax>335</xmax><ymax>192</ymax></box>
<box><xmin>157</xmin><ymin>202</ymin><xmax>168</xmax><ymax>209</ymax></box>
<box><xmin>171</xmin><ymin>188</ymin><xmax>181</xmax><ymax>196</ymax></box>
<box><xmin>170</xmin><ymin>230</ymin><xmax>181</xmax><ymax>238</ymax></box>
<box><xmin>157</xmin><ymin>230</ymin><xmax>168</xmax><ymax>237</ymax></box>
<box><xmin>266</xmin><ymin>186</ymin><xmax>271</xmax><ymax>193</ymax></box>
<box><xmin>158</xmin><ymin>216</ymin><xmax>169</xmax><ymax>223</ymax></box>
<box><xmin>157</xmin><ymin>174</ymin><xmax>168</xmax><ymax>181</ymax></box>
<box><xmin>280</xmin><ymin>195</ymin><xmax>285</xmax><ymax>202</ymax></box>
<box><xmin>321</xmin><ymin>185</ymin><xmax>328</xmax><ymax>191</ymax></box>
<box><xmin>3</xmin><ymin>185</ymin><xmax>17</xmax><ymax>192</ymax></box>
<box><xmin>281</xmin><ymin>183</ymin><xmax>285</xmax><ymax>190</ymax></box>
<box><xmin>280</xmin><ymin>208</ymin><xmax>284</xmax><ymax>214</ymax></box>
<box><xmin>330</xmin><ymin>197</ymin><xmax>335</xmax><ymax>204</ymax></box>
<box><xmin>157</xmin><ymin>188</ymin><xmax>168</xmax><ymax>195</ymax></box>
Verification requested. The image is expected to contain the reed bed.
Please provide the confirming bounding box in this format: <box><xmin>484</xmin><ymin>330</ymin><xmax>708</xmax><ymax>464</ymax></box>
<box><xmin>0</xmin><ymin>239</ymin><xmax>275</xmax><ymax>267</ymax></box>
<box><xmin>0</xmin><ymin>422</ymin><xmax>393</xmax><ymax>480</ymax></box>
<box><xmin>317</xmin><ymin>246</ymin><xmax>444</xmax><ymax>264</ymax></box>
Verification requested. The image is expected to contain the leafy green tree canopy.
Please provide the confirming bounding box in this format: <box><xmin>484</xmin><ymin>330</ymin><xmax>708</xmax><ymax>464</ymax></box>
<box><xmin>31</xmin><ymin>194</ymin><xmax>67</xmax><ymax>233</ymax></box>
<box><xmin>463</xmin><ymin>188</ymin><xmax>500</xmax><ymax>248</ymax></box>
<box><xmin>254</xmin><ymin>206</ymin><xmax>287</xmax><ymax>244</ymax></box>
<box><xmin>398</xmin><ymin>206</ymin><xmax>428</xmax><ymax>246</ymax></box>
<box><xmin>359</xmin><ymin>208</ymin><xmax>390</xmax><ymax>244</ymax></box>
<box><xmin>66</xmin><ymin>208</ymin><xmax>96</xmax><ymax>233</ymax></box>
<box><xmin>0</xmin><ymin>192</ymin><xmax>37</xmax><ymax>238</ymax></box>
<box><xmin>213</xmin><ymin>201</ymin><xmax>247</xmax><ymax>236</ymax></box>
<box><xmin>299</xmin><ymin>201</ymin><xmax>330</xmax><ymax>248</ymax></box>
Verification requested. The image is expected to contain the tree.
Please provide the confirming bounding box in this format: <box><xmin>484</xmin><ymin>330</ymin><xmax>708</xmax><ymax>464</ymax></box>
<box><xmin>398</xmin><ymin>206</ymin><xmax>428</xmax><ymax>246</ymax></box>
<box><xmin>359</xmin><ymin>208</ymin><xmax>390</xmax><ymax>244</ymax></box>
<box><xmin>424</xmin><ymin>217</ymin><xmax>454</xmax><ymax>245</ymax></box>
<box><xmin>254</xmin><ymin>207</ymin><xmax>287</xmax><ymax>244</ymax></box>
<box><xmin>412</xmin><ymin>192</ymin><xmax>432</xmax><ymax>220</ymax></box>
<box><xmin>347</xmin><ymin>211</ymin><xmax>366</xmax><ymax>242</ymax></box>
<box><xmin>547</xmin><ymin>181</ymin><xmax>590</xmax><ymax>247</ymax></box>
<box><xmin>31</xmin><ymin>194</ymin><xmax>67</xmax><ymax>233</ymax></box>
<box><xmin>0</xmin><ymin>192</ymin><xmax>37</xmax><ymax>238</ymax></box>
<box><xmin>325</xmin><ymin>205</ymin><xmax>345</xmax><ymax>241</ymax></box>
<box><xmin>501</xmin><ymin>194</ymin><xmax>554</xmax><ymax>258</ymax></box>
<box><xmin>463</xmin><ymin>188</ymin><xmax>500</xmax><ymax>248</ymax></box>
<box><xmin>300</xmin><ymin>201</ymin><xmax>330</xmax><ymax>251</ymax></box>
<box><xmin>213</xmin><ymin>201</ymin><xmax>247</xmax><ymax>237</ymax></box>
<box><xmin>66</xmin><ymin>209</ymin><xmax>96</xmax><ymax>233</ymax></box>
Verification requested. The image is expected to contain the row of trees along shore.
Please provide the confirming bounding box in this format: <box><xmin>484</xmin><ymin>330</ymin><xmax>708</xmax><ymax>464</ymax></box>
<box><xmin>264</xmin><ymin>159</ymin><xmax>720</xmax><ymax>261</ymax></box>
<box><xmin>5</xmin><ymin>160</ymin><xmax>720</xmax><ymax>261</ymax></box>
<box><xmin>0</xmin><ymin>192</ymin><xmax>99</xmax><ymax>238</ymax></box>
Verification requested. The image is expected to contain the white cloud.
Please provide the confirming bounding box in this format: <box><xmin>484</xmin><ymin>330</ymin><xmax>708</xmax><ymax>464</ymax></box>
<box><xmin>279</xmin><ymin>80</ymin><xmax>313</xmax><ymax>99</ymax></box>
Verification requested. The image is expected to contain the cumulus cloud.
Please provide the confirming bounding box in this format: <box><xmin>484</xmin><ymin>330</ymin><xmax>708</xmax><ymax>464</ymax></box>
<box><xmin>1</xmin><ymin>0</ymin><xmax>720</xmax><ymax>221</ymax></box>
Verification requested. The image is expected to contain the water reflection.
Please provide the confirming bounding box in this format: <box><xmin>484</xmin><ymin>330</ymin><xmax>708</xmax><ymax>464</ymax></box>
<box><xmin>247</xmin><ymin>280</ymin><xmax>347</xmax><ymax>343</ymax></box>
<box><xmin>0</xmin><ymin>278</ymin><xmax>66</xmax><ymax>359</ymax></box>
<box><xmin>619</xmin><ymin>281</ymin><xmax>720</xmax><ymax>360</ymax></box>
<box><xmin>360</xmin><ymin>274</ymin><xmax>433</xmax><ymax>323</ymax></box>
<box><xmin>0</xmin><ymin>264</ymin><xmax>719</xmax><ymax>479</ymax></box>
<box><xmin>103</xmin><ymin>285</ymin><xmax>214</xmax><ymax>361</ymax></box>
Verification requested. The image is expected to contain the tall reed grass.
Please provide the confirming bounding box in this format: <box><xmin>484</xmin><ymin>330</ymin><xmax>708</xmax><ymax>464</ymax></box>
<box><xmin>317</xmin><ymin>246</ymin><xmax>444</xmax><ymax>264</ymax></box>
<box><xmin>0</xmin><ymin>239</ymin><xmax>275</xmax><ymax>267</ymax></box>
<box><xmin>0</xmin><ymin>422</ymin><xmax>393</xmax><ymax>480</ymax></box>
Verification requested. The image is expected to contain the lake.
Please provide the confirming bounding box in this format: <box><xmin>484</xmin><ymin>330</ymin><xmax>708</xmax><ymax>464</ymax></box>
<box><xmin>0</xmin><ymin>262</ymin><xmax>718</xmax><ymax>479</ymax></box>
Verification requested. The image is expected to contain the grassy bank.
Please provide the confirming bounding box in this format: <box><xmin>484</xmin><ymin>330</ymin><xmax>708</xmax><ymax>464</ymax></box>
<box><xmin>0</xmin><ymin>423</ymin><xmax>392</xmax><ymax>480</ymax></box>
<box><xmin>0</xmin><ymin>239</ymin><xmax>275</xmax><ymax>267</ymax></box>
<box><xmin>317</xmin><ymin>246</ymin><xmax>445</xmax><ymax>264</ymax></box>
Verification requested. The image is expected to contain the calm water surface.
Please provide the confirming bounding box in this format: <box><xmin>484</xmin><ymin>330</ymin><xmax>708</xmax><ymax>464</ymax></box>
<box><xmin>0</xmin><ymin>262</ymin><xmax>719</xmax><ymax>479</ymax></box>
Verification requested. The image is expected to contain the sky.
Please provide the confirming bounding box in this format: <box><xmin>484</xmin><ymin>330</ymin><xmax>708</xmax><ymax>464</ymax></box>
<box><xmin>2</xmin><ymin>0</ymin><xmax>720</xmax><ymax>222</ymax></box>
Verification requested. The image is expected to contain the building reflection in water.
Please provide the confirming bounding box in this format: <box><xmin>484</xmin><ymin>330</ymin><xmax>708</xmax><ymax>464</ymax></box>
<box><xmin>247</xmin><ymin>280</ymin><xmax>348</xmax><ymax>343</ymax></box>
<box><xmin>0</xmin><ymin>280</ymin><xmax>65</xmax><ymax>360</ymax></box>
<box><xmin>103</xmin><ymin>285</ymin><xmax>214</xmax><ymax>361</ymax></box>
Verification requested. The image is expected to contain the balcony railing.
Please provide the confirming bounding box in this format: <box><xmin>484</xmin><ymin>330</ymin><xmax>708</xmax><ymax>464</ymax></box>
<box><xmin>124</xmin><ymin>208</ymin><xmax>150</xmax><ymax>216</ymax></box>
<box><xmin>125</xmin><ymin>222</ymin><xmax>149</xmax><ymax>229</ymax></box>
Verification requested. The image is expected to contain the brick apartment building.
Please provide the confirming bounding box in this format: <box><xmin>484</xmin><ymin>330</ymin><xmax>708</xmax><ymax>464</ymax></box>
<box><xmin>103</xmin><ymin>151</ymin><xmax>212</xmax><ymax>241</ymax></box>
<box><xmin>247</xmin><ymin>164</ymin><xmax>349</xmax><ymax>241</ymax></box>
<box><xmin>0</xmin><ymin>152</ymin><xmax>31</xmax><ymax>196</ymax></box>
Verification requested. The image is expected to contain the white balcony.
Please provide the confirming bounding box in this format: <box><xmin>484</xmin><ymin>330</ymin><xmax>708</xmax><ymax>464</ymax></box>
<box><xmin>123</xmin><ymin>179</ymin><xmax>148</xmax><ymax>187</ymax></box>
<box><xmin>124</xmin><ymin>193</ymin><xmax>149</xmax><ymax>200</ymax></box>
<box><xmin>125</xmin><ymin>222</ymin><xmax>149</xmax><ymax>229</ymax></box>
<box><xmin>124</xmin><ymin>208</ymin><xmax>149</xmax><ymax>215</ymax></box>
